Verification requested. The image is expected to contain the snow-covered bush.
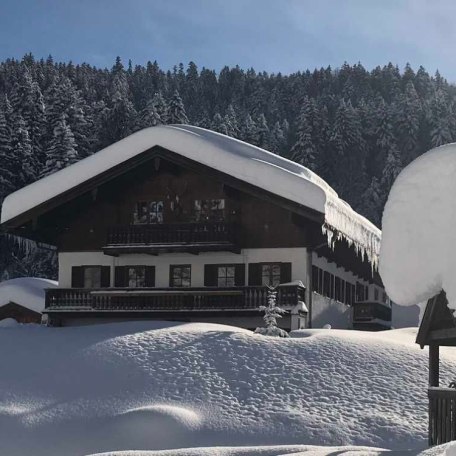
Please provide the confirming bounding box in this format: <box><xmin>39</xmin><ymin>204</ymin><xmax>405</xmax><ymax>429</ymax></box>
<box><xmin>255</xmin><ymin>286</ymin><xmax>289</xmax><ymax>338</ymax></box>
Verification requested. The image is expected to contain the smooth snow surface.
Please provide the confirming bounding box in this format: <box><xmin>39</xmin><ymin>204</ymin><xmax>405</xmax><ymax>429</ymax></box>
<box><xmin>0</xmin><ymin>322</ymin><xmax>454</xmax><ymax>456</ymax></box>
<box><xmin>87</xmin><ymin>443</ymin><xmax>449</xmax><ymax>456</ymax></box>
<box><xmin>0</xmin><ymin>277</ymin><xmax>58</xmax><ymax>313</ymax></box>
<box><xmin>0</xmin><ymin>125</ymin><xmax>381</xmax><ymax>265</ymax></box>
<box><xmin>380</xmin><ymin>143</ymin><xmax>456</xmax><ymax>308</ymax></box>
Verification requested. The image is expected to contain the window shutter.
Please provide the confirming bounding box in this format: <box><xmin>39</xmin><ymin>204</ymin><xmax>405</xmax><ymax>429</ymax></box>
<box><xmin>71</xmin><ymin>266</ymin><xmax>84</xmax><ymax>288</ymax></box>
<box><xmin>145</xmin><ymin>266</ymin><xmax>155</xmax><ymax>287</ymax></box>
<box><xmin>204</xmin><ymin>265</ymin><xmax>218</xmax><ymax>286</ymax></box>
<box><xmin>114</xmin><ymin>266</ymin><xmax>126</xmax><ymax>287</ymax></box>
<box><xmin>248</xmin><ymin>263</ymin><xmax>262</xmax><ymax>286</ymax></box>
<box><xmin>100</xmin><ymin>266</ymin><xmax>111</xmax><ymax>287</ymax></box>
<box><xmin>280</xmin><ymin>262</ymin><xmax>292</xmax><ymax>284</ymax></box>
<box><xmin>234</xmin><ymin>264</ymin><xmax>245</xmax><ymax>286</ymax></box>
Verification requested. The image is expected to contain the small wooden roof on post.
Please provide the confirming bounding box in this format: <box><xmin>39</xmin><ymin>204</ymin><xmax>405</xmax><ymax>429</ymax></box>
<box><xmin>416</xmin><ymin>290</ymin><xmax>456</xmax><ymax>388</ymax></box>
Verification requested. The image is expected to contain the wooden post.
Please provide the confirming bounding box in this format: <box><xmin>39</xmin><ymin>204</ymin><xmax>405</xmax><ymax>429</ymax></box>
<box><xmin>306</xmin><ymin>249</ymin><xmax>313</xmax><ymax>328</ymax></box>
<box><xmin>429</xmin><ymin>343</ymin><xmax>440</xmax><ymax>387</ymax></box>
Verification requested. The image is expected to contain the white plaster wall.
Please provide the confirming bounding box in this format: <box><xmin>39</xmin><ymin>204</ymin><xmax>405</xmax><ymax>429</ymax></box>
<box><xmin>311</xmin><ymin>292</ymin><xmax>352</xmax><ymax>329</ymax></box>
<box><xmin>58</xmin><ymin>248</ymin><xmax>308</xmax><ymax>288</ymax></box>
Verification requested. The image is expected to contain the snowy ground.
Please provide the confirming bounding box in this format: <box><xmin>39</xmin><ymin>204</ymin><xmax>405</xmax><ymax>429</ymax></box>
<box><xmin>1</xmin><ymin>321</ymin><xmax>455</xmax><ymax>456</ymax></box>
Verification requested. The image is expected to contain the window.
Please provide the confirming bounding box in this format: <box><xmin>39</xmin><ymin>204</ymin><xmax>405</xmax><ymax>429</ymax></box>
<box><xmin>114</xmin><ymin>266</ymin><xmax>155</xmax><ymax>287</ymax></box>
<box><xmin>217</xmin><ymin>266</ymin><xmax>235</xmax><ymax>287</ymax></box>
<box><xmin>134</xmin><ymin>201</ymin><xmax>164</xmax><ymax>224</ymax></box>
<box><xmin>128</xmin><ymin>266</ymin><xmax>146</xmax><ymax>288</ymax></box>
<box><xmin>374</xmin><ymin>288</ymin><xmax>379</xmax><ymax>301</ymax></box>
<box><xmin>261</xmin><ymin>263</ymin><xmax>281</xmax><ymax>287</ymax></box>
<box><xmin>170</xmin><ymin>265</ymin><xmax>191</xmax><ymax>287</ymax></box>
<box><xmin>84</xmin><ymin>266</ymin><xmax>101</xmax><ymax>288</ymax></box>
<box><xmin>194</xmin><ymin>199</ymin><xmax>225</xmax><ymax>221</ymax></box>
<box><xmin>72</xmin><ymin>266</ymin><xmax>110</xmax><ymax>288</ymax></box>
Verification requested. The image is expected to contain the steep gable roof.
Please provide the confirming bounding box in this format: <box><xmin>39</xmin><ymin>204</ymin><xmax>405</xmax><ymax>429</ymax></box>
<box><xmin>0</xmin><ymin>125</ymin><xmax>381</xmax><ymax>265</ymax></box>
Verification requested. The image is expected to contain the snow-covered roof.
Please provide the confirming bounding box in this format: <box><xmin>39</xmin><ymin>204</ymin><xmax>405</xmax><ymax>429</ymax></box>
<box><xmin>0</xmin><ymin>125</ymin><xmax>381</xmax><ymax>264</ymax></box>
<box><xmin>0</xmin><ymin>277</ymin><xmax>58</xmax><ymax>313</ymax></box>
<box><xmin>380</xmin><ymin>142</ymin><xmax>456</xmax><ymax>310</ymax></box>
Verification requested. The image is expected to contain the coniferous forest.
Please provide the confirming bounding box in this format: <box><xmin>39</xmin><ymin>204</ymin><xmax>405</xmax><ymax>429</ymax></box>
<box><xmin>0</xmin><ymin>54</ymin><xmax>454</xmax><ymax>280</ymax></box>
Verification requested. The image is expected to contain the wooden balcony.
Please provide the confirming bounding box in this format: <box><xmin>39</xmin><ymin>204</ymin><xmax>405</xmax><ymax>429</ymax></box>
<box><xmin>103</xmin><ymin>222</ymin><xmax>238</xmax><ymax>255</ymax></box>
<box><xmin>428</xmin><ymin>387</ymin><xmax>456</xmax><ymax>445</ymax></box>
<box><xmin>352</xmin><ymin>301</ymin><xmax>392</xmax><ymax>330</ymax></box>
<box><xmin>45</xmin><ymin>283</ymin><xmax>305</xmax><ymax>313</ymax></box>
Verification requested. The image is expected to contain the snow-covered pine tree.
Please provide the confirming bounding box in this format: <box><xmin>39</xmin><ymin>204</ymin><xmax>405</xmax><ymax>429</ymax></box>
<box><xmin>380</xmin><ymin>145</ymin><xmax>402</xmax><ymax>204</ymax></box>
<box><xmin>428</xmin><ymin>89</ymin><xmax>453</xmax><ymax>148</ymax></box>
<box><xmin>256</xmin><ymin>113</ymin><xmax>270</xmax><ymax>150</ymax></box>
<box><xmin>11</xmin><ymin>116</ymin><xmax>37</xmax><ymax>188</ymax></box>
<box><xmin>361</xmin><ymin>177</ymin><xmax>382</xmax><ymax>227</ymax></box>
<box><xmin>241</xmin><ymin>113</ymin><xmax>258</xmax><ymax>145</ymax></box>
<box><xmin>166</xmin><ymin>90</ymin><xmax>189</xmax><ymax>124</ymax></box>
<box><xmin>137</xmin><ymin>97</ymin><xmax>162</xmax><ymax>130</ymax></box>
<box><xmin>291</xmin><ymin>100</ymin><xmax>317</xmax><ymax>170</ymax></box>
<box><xmin>41</xmin><ymin>114</ymin><xmax>78</xmax><ymax>178</ymax></box>
<box><xmin>224</xmin><ymin>104</ymin><xmax>240</xmax><ymax>138</ymax></box>
<box><xmin>211</xmin><ymin>112</ymin><xmax>228</xmax><ymax>135</ymax></box>
<box><xmin>270</xmin><ymin>121</ymin><xmax>285</xmax><ymax>155</ymax></box>
<box><xmin>254</xmin><ymin>286</ymin><xmax>289</xmax><ymax>338</ymax></box>
<box><xmin>0</xmin><ymin>109</ymin><xmax>15</xmax><ymax>199</ymax></box>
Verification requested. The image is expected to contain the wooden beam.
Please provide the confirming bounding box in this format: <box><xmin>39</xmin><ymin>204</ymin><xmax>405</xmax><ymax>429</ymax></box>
<box><xmin>429</xmin><ymin>343</ymin><xmax>439</xmax><ymax>387</ymax></box>
<box><xmin>306</xmin><ymin>248</ymin><xmax>313</xmax><ymax>328</ymax></box>
<box><xmin>428</xmin><ymin>327</ymin><xmax>456</xmax><ymax>342</ymax></box>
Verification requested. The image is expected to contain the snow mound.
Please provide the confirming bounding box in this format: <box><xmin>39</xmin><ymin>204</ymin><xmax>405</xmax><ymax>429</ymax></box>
<box><xmin>0</xmin><ymin>277</ymin><xmax>58</xmax><ymax>313</ymax></box>
<box><xmin>0</xmin><ymin>317</ymin><xmax>18</xmax><ymax>327</ymax></box>
<box><xmin>1</xmin><ymin>125</ymin><xmax>381</xmax><ymax>265</ymax></box>
<box><xmin>0</xmin><ymin>321</ymin><xmax>450</xmax><ymax>456</ymax></box>
<box><xmin>380</xmin><ymin>143</ymin><xmax>456</xmax><ymax>309</ymax></box>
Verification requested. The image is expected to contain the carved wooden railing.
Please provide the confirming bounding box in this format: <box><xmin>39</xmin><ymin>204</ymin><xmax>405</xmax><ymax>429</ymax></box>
<box><xmin>45</xmin><ymin>283</ymin><xmax>305</xmax><ymax>312</ymax></box>
<box><xmin>428</xmin><ymin>387</ymin><xmax>456</xmax><ymax>445</ymax></box>
<box><xmin>106</xmin><ymin>222</ymin><xmax>235</xmax><ymax>246</ymax></box>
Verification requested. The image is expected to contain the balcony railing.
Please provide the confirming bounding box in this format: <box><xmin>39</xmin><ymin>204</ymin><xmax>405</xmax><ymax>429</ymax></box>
<box><xmin>45</xmin><ymin>283</ymin><xmax>305</xmax><ymax>313</ymax></box>
<box><xmin>107</xmin><ymin>222</ymin><xmax>235</xmax><ymax>245</ymax></box>
<box><xmin>428</xmin><ymin>387</ymin><xmax>456</xmax><ymax>445</ymax></box>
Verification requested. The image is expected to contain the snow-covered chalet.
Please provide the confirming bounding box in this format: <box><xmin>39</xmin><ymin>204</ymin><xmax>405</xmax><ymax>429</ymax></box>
<box><xmin>0</xmin><ymin>125</ymin><xmax>389</xmax><ymax>330</ymax></box>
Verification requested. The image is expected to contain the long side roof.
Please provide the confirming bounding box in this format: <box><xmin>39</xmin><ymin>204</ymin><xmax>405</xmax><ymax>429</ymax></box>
<box><xmin>1</xmin><ymin>125</ymin><xmax>381</xmax><ymax>264</ymax></box>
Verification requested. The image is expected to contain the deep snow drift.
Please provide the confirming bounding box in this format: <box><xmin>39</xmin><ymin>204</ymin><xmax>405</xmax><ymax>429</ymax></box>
<box><xmin>1</xmin><ymin>321</ymin><xmax>454</xmax><ymax>456</ymax></box>
<box><xmin>0</xmin><ymin>277</ymin><xmax>58</xmax><ymax>313</ymax></box>
<box><xmin>380</xmin><ymin>143</ymin><xmax>456</xmax><ymax>309</ymax></box>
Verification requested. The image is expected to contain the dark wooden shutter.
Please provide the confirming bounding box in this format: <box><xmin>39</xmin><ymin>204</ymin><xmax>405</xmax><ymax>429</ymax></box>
<box><xmin>114</xmin><ymin>266</ymin><xmax>127</xmax><ymax>287</ymax></box>
<box><xmin>71</xmin><ymin>266</ymin><xmax>84</xmax><ymax>288</ymax></box>
<box><xmin>280</xmin><ymin>262</ymin><xmax>292</xmax><ymax>284</ymax></box>
<box><xmin>145</xmin><ymin>266</ymin><xmax>155</xmax><ymax>287</ymax></box>
<box><xmin>100</xmin><ymin>266</ymin><xmax>111</xmax><ymax>287</ymax></box>
<box><xmin>204</xmin><ymin>265</ymin><xmax>218</xmax><ymax>286</ymax></box>
<box><xmin>234</xmin><ymin>264</ymin><xmax>245</xmax><ymax>286</ymax></box>
<box><xmin>248</xmin><ymin>263</ymin><xmax>262</xmax><ymax>286</ymax></box>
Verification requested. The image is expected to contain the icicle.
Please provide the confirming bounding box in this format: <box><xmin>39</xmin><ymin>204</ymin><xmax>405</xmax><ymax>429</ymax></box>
<box><xmin>4</xmin><ymin>233</ymin><xmax>56</xmax><ymax>254</ymax></box>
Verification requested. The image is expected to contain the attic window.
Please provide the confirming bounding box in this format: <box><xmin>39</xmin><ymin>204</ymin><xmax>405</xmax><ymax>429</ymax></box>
<box><xmin>194</xmin><ymin>199</ymin><xmax>225</xmax><ymax>222</ymax></box>
<box><xmin>133</xmin><ymin>201</ymin><xmax>164</xmax><ymax>224</ymax></box>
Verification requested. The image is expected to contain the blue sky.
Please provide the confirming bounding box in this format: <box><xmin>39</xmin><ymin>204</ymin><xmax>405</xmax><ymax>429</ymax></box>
<box><xmin>1</xmin><ymin>0</ymin><xmax>455</xmax><ymax>79</ymax></box>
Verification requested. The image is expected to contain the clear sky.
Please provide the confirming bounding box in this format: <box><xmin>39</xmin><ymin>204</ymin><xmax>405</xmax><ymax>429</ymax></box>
<box><xmin>1</xmin><ymin>0</ymin><xmax>455</xmax><ymax>79</ymax></box>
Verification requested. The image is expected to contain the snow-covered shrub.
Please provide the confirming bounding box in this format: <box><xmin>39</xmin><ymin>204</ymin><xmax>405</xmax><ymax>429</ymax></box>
<box><xmin>255</xmin><ymin>286</ymin><xmax>289</xmax><ymax>338</ymax></box>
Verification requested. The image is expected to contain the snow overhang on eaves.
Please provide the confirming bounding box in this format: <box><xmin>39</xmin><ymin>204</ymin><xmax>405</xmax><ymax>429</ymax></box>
<box><xmin>0</xmin><ymin>125</ymin><xmax>381</xmax><ymax>265</ymax></box>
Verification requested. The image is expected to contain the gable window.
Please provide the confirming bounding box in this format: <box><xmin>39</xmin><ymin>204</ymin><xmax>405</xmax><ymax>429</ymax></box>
<box><xmin>170</xmin><ymin>265</ymin><xmax>191</xmax><ymax>287</ymax></box>
<box><xmin>71</xmin><ymin>266</ymin><xmax>110</xmax><ymax>288</ymax></box>
<box><xmin>114</xmin><ymin>266</ymin><xmax>155</xmax><ymax>287</ymax></box>
<box><xmin>133</xmin><ymin>201</ymin><xmax>164</xmax><ymax>224</ymax></box>
<box><xmin>194</xmin><ymin>199</ymin><xmax>225</xmax><ymax>222</ymax></box>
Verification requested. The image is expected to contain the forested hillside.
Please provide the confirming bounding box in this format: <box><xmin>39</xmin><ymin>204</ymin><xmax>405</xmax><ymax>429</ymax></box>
<box><xmin>0</xmin><ymin>54</ymin><xmax>454</xmax><ymax>279</ymax></box>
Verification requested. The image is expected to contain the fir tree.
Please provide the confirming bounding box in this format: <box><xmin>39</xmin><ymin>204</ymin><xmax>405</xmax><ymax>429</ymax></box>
<box><xmin>254</xmin><ymin>287</ymin><xmax>289</xmax><ymax>338</ymax></box>
<box><xmin>0</xmin><ymin>109</ymin><xmax>14</xmax><ymax>199</ymax></box>
<box><xmin>167</xmin><ymin>90</ymin><xmax>189</xmax><ymax>124</ymax></box>
<box><xmin>256</xmin><ymin>113</ymin><xmax>271</xmax><ymax>150</ymax></box>
<box><xmin>211</xmin><ymin>112</ymin><xmax>228</xmax><ymax>135</ymax></box>
<box><xmin>41</xmin><ymin>114</ymin><xmax>78</xmax><ymax>177</ymax></box>
<box><xmin>11</xmin><ymin>116</ymin><xmax>36</xmax><ymax>187</ymax></box>
<box><xmin>362</xmin><ymin>177</ymin><xmax>382</xmax><ymax>227</ymax></box>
